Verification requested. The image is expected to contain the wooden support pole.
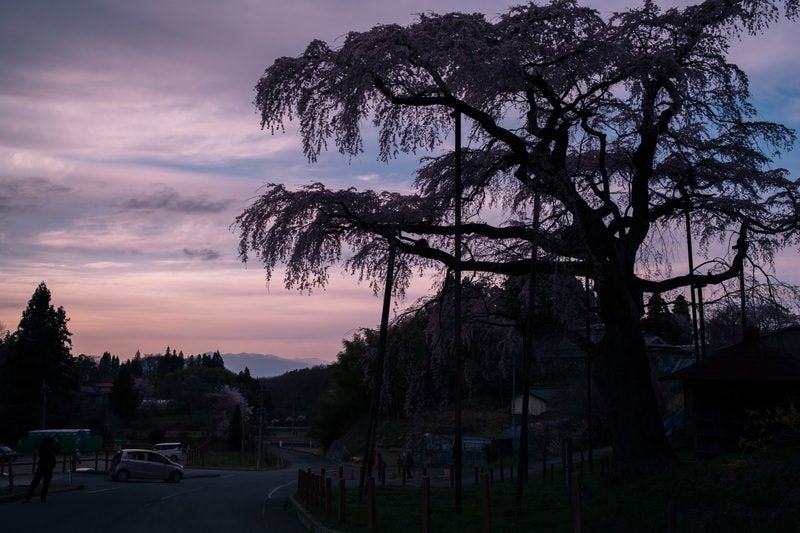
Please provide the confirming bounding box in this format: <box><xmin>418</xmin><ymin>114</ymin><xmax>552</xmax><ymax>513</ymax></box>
<box><xmin>570</xmin><ymin>472</ymin><xmax>582</xmax><ymax>533</ymax></box>
<box><xmin>367</xmin><ymin>476</ymin><xmax>377</xmax><ymax>532</ymax></box>
<box><xmin>422</xmin><ymin>476</ymin><xmax>431</xmax><ymax>533</ymax></box>
<box><xmin>325</xmin><ymin>477</ymin><xmax>332</xmax><ymax>517</ymax></box>
<box><xmin>338</xmin><ymin>478</ymin><xmax>346</xmax><ymax>523</ymax></box>
<box><xmin>481</xmin><ymin>473</ymin><xmax>492</xmax><ymax>533</ymax></box>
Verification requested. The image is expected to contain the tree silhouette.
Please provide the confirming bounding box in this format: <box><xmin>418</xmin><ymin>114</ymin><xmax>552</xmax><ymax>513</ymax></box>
<box><xmin>237</xmin><ymin>1</ymin><xmax>800</xmax><ymax>479</ymax></box>
<box><xmin>0</xmin><ymin>282</ymin><xmax>75</xmax><ymax>439</ymax></box>
<box><xmin>228</xmin><ymin>404</ymin><xmax>243</xmax><ymax>451</ymax></box>
<box><xmin>110</xmin><ymin>364</ymin><xmax>140</xmax><ymax>421</ymax></box>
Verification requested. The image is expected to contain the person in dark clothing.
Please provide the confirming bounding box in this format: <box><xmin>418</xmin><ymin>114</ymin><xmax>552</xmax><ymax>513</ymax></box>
<box><xmin>402</xmin><ymin>449</ymin><xmax>414</xmax><ymax>480</ymax></box>
<box><xmin>377</xmin><ymin>453</ymin><xmax>387</xmax><ymax>484</ymax></box>
<box><xmin>25</xmin><ymin>436</ymin><xmax>60</xmax><ymax>503</ymax></box>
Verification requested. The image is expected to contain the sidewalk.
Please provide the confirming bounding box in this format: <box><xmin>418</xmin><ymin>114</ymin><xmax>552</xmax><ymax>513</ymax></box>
<box><xmin>0</xmin><ymin>469</ymin><xmax>83</xmax><ymax>503</ymax></box>
<box><xmin>1</xmin><ymin>465</ymin><xmax>221</xmax><ymax>504</ymax></box>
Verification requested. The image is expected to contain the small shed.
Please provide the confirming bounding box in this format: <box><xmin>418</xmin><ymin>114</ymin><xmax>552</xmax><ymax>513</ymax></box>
<box><xmin>512</xmin><ymin>388</ymin><xmax>565</xmax><ymax>418</ymax></box>
<box><xmin>662</xmin><ymin>328</ymin><xmax>800</xmax><ymax>456</ymax></box>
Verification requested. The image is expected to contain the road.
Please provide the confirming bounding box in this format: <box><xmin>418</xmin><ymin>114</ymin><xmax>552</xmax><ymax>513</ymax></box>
<box><xmin>1</xmin><ymin>448</ymin><xmax>328</xmax><ymax>533</ymax></box>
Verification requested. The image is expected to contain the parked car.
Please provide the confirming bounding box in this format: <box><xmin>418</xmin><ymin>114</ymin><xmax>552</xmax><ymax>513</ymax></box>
<box><xmin>110</xmin><ymin>449</ymin><xmax>183</xmax><ymax>483</ymax></box>
<box><xmin>0</xmin><ymin>444</ymin><xmax>17</xmax><ymax>463</ymax></box>
<box><xmin>151</xmin><ymin>442</ymin><xmax>184</xmax><ymax>462</ymax></box>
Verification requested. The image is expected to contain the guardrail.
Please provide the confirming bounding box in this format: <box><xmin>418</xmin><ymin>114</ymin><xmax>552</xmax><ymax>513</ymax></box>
<box><xmin>1</xmin><ymin>449</ymin><xmax>115</xmax><ymax>488</ymax></box>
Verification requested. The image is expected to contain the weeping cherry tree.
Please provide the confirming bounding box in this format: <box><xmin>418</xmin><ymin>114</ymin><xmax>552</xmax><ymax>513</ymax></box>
<box><xmin>235</xmin><ymin>0</ymin><xmax>800</xmax><ymax>479</ymax></box>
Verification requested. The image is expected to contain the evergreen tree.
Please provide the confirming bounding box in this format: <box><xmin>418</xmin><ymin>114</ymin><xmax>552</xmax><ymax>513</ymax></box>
<box><xmin>228</xmin><ymin>404</ymin><xmax>243</xmax><ymax>451</ymax></box>
<box><xmin>130</xmin><ymin>350</ymin><xmax>143</xmax><ymax>376</ymax></box>
<box><xmin>642</xmin><ymin>293</ymin><xmax>687</xmax><ymax>344</ymax></box>
<box><xmin>98</xmin><ymin>352</ymin><xmax>113</xmax><ymax>380</ymax></box>
<box><xmin>0</xmin><ymin>282</ymin><xmax>76</xmax><ymax>439</ymax></box>
<box><xmin>110</xmin><ymin>364</ymin><xmax>140</xmax><ymax>421</ymax></box>
<box><xmin>673</xmin><ymin>295</ymin><xmax>691</xmax><ymax>321</ymax></box>
<box><xmin>210</xmin><ymin>350</ymin><xmax>225</xmax><ymax>369</ymax></box>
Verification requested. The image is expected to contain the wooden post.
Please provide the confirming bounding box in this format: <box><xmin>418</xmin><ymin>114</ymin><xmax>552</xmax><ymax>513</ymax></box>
<box><xmin>338</xmin><ymin>478</ymin><xmax>346</xmax><ymax>523</ymax></box>
<box><xmin>422</xmin><ymin>476</ymin><xmax>431</xmax><ymax>533</ymax></box>
<box><xmin>325</xmin><ymin>477</ymin><xmax>332</xmax><ymax>517</ymax></box>
<box><xmin>367</xmin><ymin>476</ymin><xmax>377</xmax><ymax>532</ymax></box>
<box><xmin>297</xmin><ymin>469</ymin><xmax>302</xmax><ymax>502</ymax></box>
<box><xmin>481</xmin><ymin>473</ymin><xmax>492</xmax><ymax>533</ymax></box>
<box><xmin>311</xmin><ymin>473</ymin><xmax>317</xmax><ymax>506</ymax></box>
<box><xmin>570</xmin><ymin>472</ymin><xmax>582</xmax><ymax>533</ymax></box>
<box><xmin>667</xmin><ymin>497</ymin><xmax>677</xmax><ymax>533</ymax></box>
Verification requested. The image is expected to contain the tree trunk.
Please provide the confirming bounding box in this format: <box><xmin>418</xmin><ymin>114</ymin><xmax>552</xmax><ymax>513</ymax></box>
<box><xmin>593</xmin><ymin>271</ymin><xmax>676</xmax><ymax>480</ymax></box>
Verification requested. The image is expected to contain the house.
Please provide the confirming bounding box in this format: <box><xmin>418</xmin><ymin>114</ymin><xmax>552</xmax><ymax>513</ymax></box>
<box><xmin>79</xmin><ymin>382</ymin><xmax>113</xmax><ymax>406</ymax></box>
<box><xmin>512</xmin><ymin>387</ymin><xmax>566</xmax><ymax>418</ymax></box>
<box><xmin>661</xmin><ymin>327</ymin><xmax>800</xmax><ymax>456</ymax></box>
<box><xmin>761</xmin><ymin>323</ymin><xmax>800</xmax><ymax>360</ymax></box>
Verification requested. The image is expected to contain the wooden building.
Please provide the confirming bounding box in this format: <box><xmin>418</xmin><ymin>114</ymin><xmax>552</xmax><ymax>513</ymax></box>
<box><xmin>662</xmin><ymin>327</ymin><xmax>800</xmax><ymax>455</ymax></box>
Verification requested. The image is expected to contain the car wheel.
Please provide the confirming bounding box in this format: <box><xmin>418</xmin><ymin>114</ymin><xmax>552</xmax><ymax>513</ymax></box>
<box><xmin>116</xmin><ymin>470</ymin><xmax>130</xmax><ymax>482</ymax></box>
<box><xmin>169</xmin><ymin>471</ymin><xmax>182</xmax><ymax>483</ymax></box>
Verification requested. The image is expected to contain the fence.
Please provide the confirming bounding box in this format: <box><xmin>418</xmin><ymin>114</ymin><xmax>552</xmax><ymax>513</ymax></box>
<box><xmin>1</xmin><ymin>449</ymin><xmax>116</xmax><ymax>488</ymax></box>
<box><xmin>293</xmin><ymin>440</ymin><xmax>618</xmax><ymax>533</ymax></box>
<box><xmin>295</xmin><ymin>466</ymin><xmax>586</xmax><ymax>533</ymax></box>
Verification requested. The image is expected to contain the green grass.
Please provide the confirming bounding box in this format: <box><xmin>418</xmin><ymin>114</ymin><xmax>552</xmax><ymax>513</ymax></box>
<box><xmin>301</xmin><ymin>447</ymin><xmax>800</xmax><ymax>532</ymax></box>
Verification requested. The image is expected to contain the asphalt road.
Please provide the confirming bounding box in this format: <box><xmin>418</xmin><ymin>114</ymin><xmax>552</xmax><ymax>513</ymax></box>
<box><xmin>1</xmin><ymin>448</ymin><xmax>328</xmax><ymax>533</ymax></box>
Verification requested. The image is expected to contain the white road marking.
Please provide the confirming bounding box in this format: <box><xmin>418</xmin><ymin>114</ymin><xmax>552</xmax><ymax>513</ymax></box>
<box><xmin>87</xmin><ymin>487</ymin><xmax>126</xmax><ymax>494</ymax></box>
<box><xmin>159</xmin><ymin>486</ymin><xmax>206</xmax><ymax>501</ymax></box>
<box><xmin>268</xmin><ymin>480</ymin><xmax>295</xmax><ymax>499</ymax></box>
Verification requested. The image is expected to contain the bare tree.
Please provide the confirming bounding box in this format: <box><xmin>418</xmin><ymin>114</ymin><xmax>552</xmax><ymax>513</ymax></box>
<box><xmin>236</xmin><ymin>1</ymin><xmax>800</xmax><ymax>479</ymax></box>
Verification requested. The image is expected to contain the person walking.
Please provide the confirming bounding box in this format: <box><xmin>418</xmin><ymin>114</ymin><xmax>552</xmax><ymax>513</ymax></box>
<box><xmin>25</xmin><ymin>436</ymin><xmax>60</xmax><ymax>503</ymax></box>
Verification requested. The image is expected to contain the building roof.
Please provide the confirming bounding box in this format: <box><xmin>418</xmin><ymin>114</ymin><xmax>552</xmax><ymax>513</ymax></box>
<box><xmin>524</xmin><ymin>387</ymin><xmax>565</xmax><ymax>404</ymax></box>
<box><xmin>661</xmin><ymin>328</ymin><xmax>800</xmax><ymax>383</ymax></box>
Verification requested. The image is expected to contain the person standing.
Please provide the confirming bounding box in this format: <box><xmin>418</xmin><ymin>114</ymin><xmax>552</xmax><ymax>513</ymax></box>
<box><xmin>402</xmin><ymin>449</ymin><xmax>414</xmax><ymax>480</ymax></box>
<box><xmin>25</xmin><ymin>436</ymin><xmax>60</xmax><ymax>503</ymax></box>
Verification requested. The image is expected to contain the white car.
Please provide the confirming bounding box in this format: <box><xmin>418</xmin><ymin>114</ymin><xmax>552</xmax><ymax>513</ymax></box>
<box><xmin>151</xmin><ymin>442</ymin><xmax>184</xmax><ymax>462</ymax></box>
<box><xmin>110</xmin><ymin>449</ymin><xmax>183</xmax><ymax>483</ymax></box>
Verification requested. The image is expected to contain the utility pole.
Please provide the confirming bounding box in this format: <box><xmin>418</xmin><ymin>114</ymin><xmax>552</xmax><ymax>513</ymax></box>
<box><xmin>241</xmin><ymin>397</ymin><xmax>246</xmax><ymax>453</ymax></box>
<box><xmin>257</xmin><ymin>381</ymin><xmax>264</xmax><ymax>470</ymax></box>
<box><xmin>685</xmin><ymin>206</ymin><xmax>700</xmax><ymax>362</ymax></box>
<box><xmin>452</xmin><ymin>110</ymin><xmax>464</xmax><ymax>514</ymax></box>
<box><xmin>41</xmin><ymin>379</ymin><xmax>48</xmax><ymax>429</ymax></box>
<box><xmin>359</xmin><ymin>238</ymin><xmax>396</xmax><ymax>499</ymax></box>
<box><xmin>584</xmin><ymin>276</ymin><xmax>593</xmax><ymax>471</ymax></box>
<box><xmin>733</xmin><ymin>242</ymin><xmax>748</xmax><ymax>333</ymax></box>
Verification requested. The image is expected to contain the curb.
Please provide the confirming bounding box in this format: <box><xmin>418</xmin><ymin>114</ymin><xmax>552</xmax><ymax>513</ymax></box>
<box><xmin>289</xmin><ymin>495</ymin><xmax>345</xmax><ymax>533</ymax></box>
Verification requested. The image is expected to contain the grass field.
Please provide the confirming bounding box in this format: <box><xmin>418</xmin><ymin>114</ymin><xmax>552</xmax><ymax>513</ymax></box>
<box><xmin>302</xmin><ymin>446</ymin><xmax>800</xmax><ymax>532</ymax></box>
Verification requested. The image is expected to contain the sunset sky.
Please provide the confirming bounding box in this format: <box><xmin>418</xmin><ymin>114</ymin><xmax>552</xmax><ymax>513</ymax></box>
<box><xmin>1</xmin><ymin>1</ymin><xmax>798</xmax><ymax>363</ymax></box>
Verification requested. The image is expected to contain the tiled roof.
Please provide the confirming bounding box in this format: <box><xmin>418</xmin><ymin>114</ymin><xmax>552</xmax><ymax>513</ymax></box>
<box><xmin>661</xmin><ymin>328</ymin><xmax>800</xmax><ymax>382</ymax></box>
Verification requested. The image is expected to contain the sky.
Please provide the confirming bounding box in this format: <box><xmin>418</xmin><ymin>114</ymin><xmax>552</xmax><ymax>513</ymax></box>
<box><xmin>1</xmin><ymin>1</ymin><xmax>798</xmax><ymax>363</ymax></box>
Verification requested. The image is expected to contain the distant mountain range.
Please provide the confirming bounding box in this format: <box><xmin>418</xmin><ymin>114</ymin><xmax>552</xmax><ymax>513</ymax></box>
<box><xmin>221</xmin><ymin>352</ymin><xmax>329</xmax><ymax>378</ymax></box>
